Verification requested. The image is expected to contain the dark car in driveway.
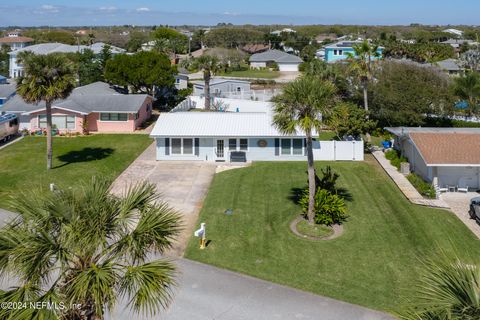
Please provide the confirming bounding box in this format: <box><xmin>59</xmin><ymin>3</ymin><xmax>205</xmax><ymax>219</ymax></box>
<box><xmin>469</xmin><ymin>197</ymin><xmax>480</xmax><ymax>224</ymax></box>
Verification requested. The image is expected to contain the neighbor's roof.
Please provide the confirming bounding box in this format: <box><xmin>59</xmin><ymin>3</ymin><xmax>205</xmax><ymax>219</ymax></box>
<box><xmin>324</xmin><ymin>41</ymin><xmax>384</xmax><ymax>50</ymax></box>
<box><xmin>3</xmin><ymin>82</ymin><xmax>149</xmax><ymax>114</ymax></box>
<box><xmin>150</xmin><ymin>112</ymin><xmax>306</xmax><ymax>138</ymax></box>
<box><xmin>0</xmin><ymin>36</ymin><xmax>33</xmax><ymax>43</ymax></box>
<box><xmin>409</xmin><ymin>132</ymin><xmax>480</xmax><ymax>166</ymax></box>
<box><xmin>434</xmin><ymin>59</ymin><xmax>463</xmax><ymax>71</ymax></box>
<box><xmin>9</xmin><ymin>42</ymin><xmax>125</xmax><ymax>55</ymax></box>
<box><xmin>0</xmin><ymin>84</ymin><xmax>16</xmax><ymax>98</ymax></box>
<box><xmin>385</xmin><ymin>127</ymin><xmax>480</xmax><ymax>136</ymax></box>
<box><xmin>249</xmin><ymin>49</ymin><xmax>302</xmax><ymax>64</ymax></box>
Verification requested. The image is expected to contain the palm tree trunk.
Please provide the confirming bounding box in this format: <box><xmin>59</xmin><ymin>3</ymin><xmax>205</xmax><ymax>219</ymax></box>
<box><xmin>204</xmin><ymin>70</ymin><xmax>211</xmax><ymax>110</ymax></box>
<box><xmin>46</xmin><ymin>100</ymin><xmax>53</xmax><ymax>170</ymax></box>
<box><xmin>363</xmin><ymin>81</ymin><xmax>371</xmax><ymax>142</ymax></box>
<box><xmin>306</xmin><ymin>132</ymin><xmax>316</xmax><ymax>225</ymax></box>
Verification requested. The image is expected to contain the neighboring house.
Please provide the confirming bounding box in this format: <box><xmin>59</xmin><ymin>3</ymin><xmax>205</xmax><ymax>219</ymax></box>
<box><xmin>249</xmin><ymin>49</ymin><xmax>302</xmax><ymax>72</ymax></box>
<box><xmin>175</xmin><ymin>74</ymin><xmax>189</xmax><ymax>90</ymax></box>
<box><xmin>242</xmin><ymin>43</ymin><xmax>270</xmax><ymax>54</ymax></box>
<box><xmin>9</xmin><ymin>42</ymin><xmax>125</xmax><ymax>78</ymax></box>
<box><xmin>150</xmin><ymin>97</ymin><xmax>364</xmax><ymax>162</ymax></box>
<box><xmin>323</xmin><ymin>41</ymin><xmax>384</xmax><ymax>63</ymax></box>
<box><xmin>270</xmin><ymin>28</ymin><xmax>296</xmax><ymax>36</ymax></box>
<box><xmin>0</xmin><ymin>84</ymin><xmax>16</xmax><ymax>109</ymax></box>
<box><xmin>0</xmin><ymin>32</ymin><xmax>33</xmax><ymax>51</ymax></box>
<box><xmin>441</xmin><ymin>39</ymin><xmax>478</xmax><ymax>49</ymax></box>
<box><xmin>315</xmin><ymin>33</ymin><xmax>338</xmax><ymax>43</ymax></box>
<box><xmin>443</xmin><ymin>28</ymin><xmax>464</xmax><ymax>37</ymax></box>
<box><xmin>3</xmin><ymin>82</ymin><xmax>152</xmax><ymax>133</ymax></box>
<box><xmin>192</xmin><ymin>79</ymin><xmax>251</xmax><ymax>97</ymax></box>
<box><xmin>386</xmin><ymin>127</ymin><xmax>480</xmax><ymax>191</ymax></box>
<box><xmin>433</xmin><ymin>58</ymin><xmax>464</xmax><ymax>75</ymax></box>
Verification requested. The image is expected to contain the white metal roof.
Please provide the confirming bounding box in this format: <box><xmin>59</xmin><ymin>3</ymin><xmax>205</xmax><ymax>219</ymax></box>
<box><xmin>150</xmin><ymin>112</ymin><xmax>306</xmax><ymax>138</ymax></box>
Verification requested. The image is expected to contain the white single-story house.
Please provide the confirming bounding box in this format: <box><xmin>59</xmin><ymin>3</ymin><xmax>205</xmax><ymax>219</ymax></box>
<box><xmin>150</xmin><ymin>98</ymin><xmax>363</xmax><ymax>162</ymax></box>
<box><xmin>249</xmin><ymin>49</ymin><xmax>302</xmax><ymax>72</ymax></box>
<box><xmin>387</xmin><ymin>127</ymin><xmax>480</xmax><ymax>191</ymax></box>
<box><xmin>192</xmin><ymin>79</ymin><xmax>251</xmax><ymax>97</ymax></box>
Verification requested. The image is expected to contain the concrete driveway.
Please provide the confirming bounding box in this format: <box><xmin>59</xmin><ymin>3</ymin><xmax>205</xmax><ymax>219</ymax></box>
<box><xmin>110</xmin><ymin>143</ymin><xmax>216</xmax><ymax>256</ymax></box>
<box><xmin>441</xmin><ymin>191</ymin><xmax>480</xmax><ymax>239</ymax></box>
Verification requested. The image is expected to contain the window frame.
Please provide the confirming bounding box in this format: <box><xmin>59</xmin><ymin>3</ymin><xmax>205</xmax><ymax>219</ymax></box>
<box><xmin>228</xmin><ymin>138</ymin><xmax>249</xmax><ymax>152</ymax></box>
<box><xmin>99</xmin><ymin>113</ymin><xmax>129</xmax><ymax>122</ymax></box>
<box><xmin>38</xmin><ymin>114</ymin><xmax>76</xmax><ymax>130</ymax></box>
<box><xmin>170</xmin><ymin>138</ymin><xmax>195</xmax><ymax>155</ymax></box>
<box><xmin>280</xmin><ymin>138</ymin><xmax>304</xmax><ymax>156</ymax></box>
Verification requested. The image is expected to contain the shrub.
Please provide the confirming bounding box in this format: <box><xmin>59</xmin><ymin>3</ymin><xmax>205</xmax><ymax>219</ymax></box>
<box><xmin>407</xmin><ymin>173</ymin><xmax>436</xmax><ymax>199</ymax></box>
<box><xmin>316</xmin><ymin>166</ymin><xmax>339</xmax><ymax>194</ymax></box>
<box><xmin>299</xmin><ymin>188</ymin><xmax>348</xmax><ymax>226</ymax></box>
<box><xmin>384</xmin><ymin>149</ymin><xmax>408</xmax><ymax>170</ymax></box>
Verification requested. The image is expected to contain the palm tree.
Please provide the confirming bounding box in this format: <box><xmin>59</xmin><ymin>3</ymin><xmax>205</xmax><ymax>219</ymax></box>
<box><xmin>346</xmin><ymin>40</ymin><xmax>381</xmax><ymax>113</ymax></box>
<box><xmin>453</xmin><ymin>71</ymin><xmax>480</xmax><ymax>117</ymax></box>
<box><xmin>0</xmin><ymin>178</ymin><xmax>182</xmax><ymax>320</ymax></box>
<box><xmin>192</xmin><ymin>55</ymin><xmax>221</xmax><ymax>110</ymax></box>
<box><xmin>273</xmin><ymin>76</ymin><xmax>337</xmax><ymax>225</ymax></box>
<box><xmin>16</xmin><ymin>53</ymin><xmax>77</xmax><ymax>170</ymax></box>
<box><xmin>399</xmin><ymin>253</ymin><xmax>480</xmax><ymax>320</ymax></box>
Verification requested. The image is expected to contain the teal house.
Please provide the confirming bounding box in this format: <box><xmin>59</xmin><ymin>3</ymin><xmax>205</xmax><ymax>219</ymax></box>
<box><xmin>323</xmin><ymin>41</ymin><xmax>383</xmax><ymax>63</ymax></box>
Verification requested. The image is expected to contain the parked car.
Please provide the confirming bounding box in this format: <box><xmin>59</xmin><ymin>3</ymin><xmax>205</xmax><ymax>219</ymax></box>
<box><xmin>469</xmin><ymin>196</ymin><xmax>480</xmax><ymax>224</ymax></box>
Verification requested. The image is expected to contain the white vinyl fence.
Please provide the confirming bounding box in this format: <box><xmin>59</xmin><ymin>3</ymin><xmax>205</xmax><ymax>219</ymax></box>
<box><xmin>313</xmin><ymin>140</ymin><xmax>364</xmax><ymax>161</ymax></box>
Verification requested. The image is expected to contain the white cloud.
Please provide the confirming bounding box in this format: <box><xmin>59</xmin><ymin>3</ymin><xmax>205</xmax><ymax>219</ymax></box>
<box><xmin>40</xmin><ymin>4</ymin><xmax>59</xmax><ymax>13</ymax></box>
<box><xmin>99</xmin><ymin>6</ymin><xmax>117</xmax><ymax>12</ymax></box>
<box><xmin>136</xmin><ymin>7</ymin><xmax>150</xmax><ymax>12</ymax></box>
<box><xmin>223</xmin><ymin>11</ymin><xmax>239</xmax><ymax>16</ymax></box>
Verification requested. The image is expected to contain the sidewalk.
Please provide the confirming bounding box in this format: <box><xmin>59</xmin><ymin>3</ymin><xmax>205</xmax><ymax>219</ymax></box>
<box><xmin>371</xmin><ymin>150</ymin><xmax>449</xmax><ymax>209</ymax></box>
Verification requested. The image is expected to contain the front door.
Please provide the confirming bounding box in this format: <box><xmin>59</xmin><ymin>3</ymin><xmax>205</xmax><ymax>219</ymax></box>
<box><xmin>215</xmin><ymin>139</ymin><xmax>225</xmax><ymax>161</ymax></box>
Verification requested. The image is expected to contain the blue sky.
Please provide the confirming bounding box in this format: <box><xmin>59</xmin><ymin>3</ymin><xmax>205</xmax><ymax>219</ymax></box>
<box><xmin>1</xmin><ymin>0</ymin><xmax>478</xmax><ymax>26</ymax></box>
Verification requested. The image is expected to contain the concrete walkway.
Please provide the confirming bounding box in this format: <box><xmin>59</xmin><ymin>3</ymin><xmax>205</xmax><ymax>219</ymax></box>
<box><xmin>110</xmin><ymin>143</ymin><xmax>217</xmax><ymax>256</ymax></box>
<box><xmin>371</xmin><ymin>150</ymin><xmax>449</xmax><ymax>208</ymax></box>
<box><xmin>109</xmin><ymin>259</ymin><xmax>395</xmax><ymax>320</ymax></box>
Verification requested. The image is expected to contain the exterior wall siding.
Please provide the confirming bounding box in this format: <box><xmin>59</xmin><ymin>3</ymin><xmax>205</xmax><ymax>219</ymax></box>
<box><xmin>325</xmin><ymin>47</ymin><xmax>383</xmax><ymax>63</ymax></box>
<box><xmin>155</xmin><ymin>137</ymin><xmax>364</xmax><ymax>162</ymax></box>
<box><xmin>28</xmin><ymin>108</ymin><xmax>84</xmax><ymax>133</ymax></box>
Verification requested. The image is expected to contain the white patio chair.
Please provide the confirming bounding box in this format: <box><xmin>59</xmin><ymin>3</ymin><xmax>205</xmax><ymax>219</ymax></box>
<box><xmin>435</xmin><ymin>185</ymin><xmax>448</xmax><ymax>193</ymax></box>
<box><xmin>457</xmin><ymin>185</ymin><xmax>469</xmax><ymax>193</ymax></box>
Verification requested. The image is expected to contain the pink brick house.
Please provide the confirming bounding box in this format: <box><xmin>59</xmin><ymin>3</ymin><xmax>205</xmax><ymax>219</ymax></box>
<box><xmin>3</xmin><ymin>82</ymin><xmax>152</xmax><ymax>133</ymax></box>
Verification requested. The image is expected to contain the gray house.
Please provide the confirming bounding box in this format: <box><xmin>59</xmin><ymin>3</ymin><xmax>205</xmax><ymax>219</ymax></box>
<box><xmin>249</xmin><ymin>49</ymin><xmax>302</xmax><ymax>72</ymax></box>
<box><xmin>192</xmin><ymin>79</ymin><xmax>251</xmax><ymax>97</ymax></box>
<box><xmin>175</xmin><ymin>74</ymin><xmax>189</xmax><ymax>90</ymax></box>
<box><xmin>387</xmin><ymin>127</ymin><xmax>480</xmax><ymax>191</ymax></box>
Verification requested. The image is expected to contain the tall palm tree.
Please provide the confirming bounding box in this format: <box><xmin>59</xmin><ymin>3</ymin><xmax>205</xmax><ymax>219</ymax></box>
<box><xmin>16</xmin><ymin>53</ymin><xmax>77</xmax><ymax>170</ymax></box>
<box><xmin>192</xmin><ymin>55</ymin><xmax>221</xmax><ymax>110</ymax></box>
<box><xmin>346</xmin><ymin>40</ymin><xmax>381</xmax><ymax>113</ymax></box>
<box><xmin>453</xmin><ymin>71</ymin><xmax>480</xmax><ymax>117</ymax></box>
<box><xmin>0</xmin><ymin>178</ymin><xmax>182</xmax><ymax>320</ymax></box>
<box><xmin>399</xmin><ymin>253</ymin><xmax>480</xmax><ymax>320</ymax></box>
<box><xmin>273</xmin><ymin>76</ymin><xmax>337</xmax><ymax>225</ymax></box>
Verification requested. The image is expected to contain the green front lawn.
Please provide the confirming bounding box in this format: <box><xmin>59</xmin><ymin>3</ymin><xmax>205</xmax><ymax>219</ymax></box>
<box><xmin>186</xmin><ymin>157</ymin><xmax>480</xmax><ymax>313</ymax></box>
<box><xmin>0</xmin><ymin>135</ymin><xmax>152</xmax><ymax>209</ymax></box>
<box><xmin>218</xmin><ymin>69</ymin><xmax>280</xmax><ymax>79</ymax></box>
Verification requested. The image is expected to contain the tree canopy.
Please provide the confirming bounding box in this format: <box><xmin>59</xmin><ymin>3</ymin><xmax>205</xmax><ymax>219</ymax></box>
<box><xmin>152</xmin><ymin>27</ymin><xmax>189</xmax><ymax>56</ymax></box>
<box><xmin>105</xmin><ymin>51</ymin><xmax>176</xmax><ymax>95</ymax></box>
<box><xmin>370</xmin><ymin>60</ymin><xmax>454</xmax><ymax>126</ymax></box>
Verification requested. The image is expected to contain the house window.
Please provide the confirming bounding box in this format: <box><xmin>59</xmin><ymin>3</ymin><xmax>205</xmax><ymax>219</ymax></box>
<box><xmin>240</xmin><ymin>139</ymin><xmax>248</xmax><ymax>151</ymax></box>
<box><xmin>176</xmin><ymin>78</ymin><xmax>181</xmax><ymax>84</ymax></box>
<box><xmin>228</xmin><ymin>138</ymin><xmax>248</xmax><ymax>151</ymax></box>
<box><xmin>100</xmin><ymin>113</ymin><xmax>128</xmax><ymax>121</ymax></box>
<box><xmin>236</xmin><ymin>87</ymin><xmax>242</xmax><ymax>92</ymax></box>
<box><xmin>146</xmin><ymin>103</ymin><xmax>151</xmax><ymax>112</ymax></box>
<box><xmin>171</xmin><ymin>138</ymin><xmax>193</xmax><ymax>155</ymax></box>
<box><xmin>171</xmin><ymin>138</ymin><xmax>182</xmax><ymax>154</ymax></box>
<box><xmin>39</xmin><ymin>115</ymin><xmax>75</xmax><ymax>129</ymax></box>
<box><xmin>333</xmin><ymin>49</ymin><xmax>343</xmax><ymax>56</ymax></box>
<box><xmin>229</xmin><ymin>139</ymin><xmax>237</xmax><ymax>150</ymax></box>
<box><xmin>281</xmin><ymin>138</ymin><xmax>303</xmax><ymax>155</ymax></box>
<box><xmin>281</xmin><ymin>139</ymin><xmax>291</xmax><ymax>155</ymax></box>
<box><xmin>134</xmin><ymin>112</ymin><xmax>139</xmax><ymax>120</ymax></box>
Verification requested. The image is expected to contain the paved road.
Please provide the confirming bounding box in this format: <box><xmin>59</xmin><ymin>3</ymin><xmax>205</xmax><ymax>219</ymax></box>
<box><xmin>109</xmin><ymin>259</ymin><xmax>394</xmax><ymax>320</ymax></box>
